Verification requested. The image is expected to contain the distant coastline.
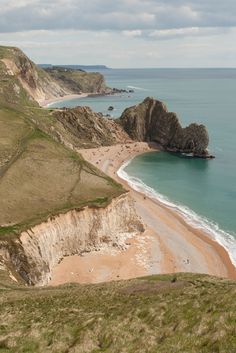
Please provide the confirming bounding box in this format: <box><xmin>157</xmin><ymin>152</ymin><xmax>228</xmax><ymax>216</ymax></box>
<box><xmin>38</xmin><ymin>64</ymin><xmax>110</xmax><ymax>70</ymax></box>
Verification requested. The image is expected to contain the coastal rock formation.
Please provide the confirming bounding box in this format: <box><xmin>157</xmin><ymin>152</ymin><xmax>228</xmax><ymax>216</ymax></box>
<box><xmin>54</xmin><ymin>106</ymin><xmax>132</xmax><ymax>148</ymax></box>
<box><xmin>119</xmin><ymin>97</ymin><xmax>211</xmax><ymax>157</ymax></box>
<box><xmin>0</xmin><ymin>194</ymin><xmax>144</xmax><ymax>286</ymax></box>
<box><xmin>44</xmin><ymin>66</ymin><xmax>110</xmax><ymax>94</ymax></box>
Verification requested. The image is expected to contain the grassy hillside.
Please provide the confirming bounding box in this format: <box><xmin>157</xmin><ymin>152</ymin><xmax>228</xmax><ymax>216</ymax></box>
<box><xmin>0</xmin><ymin>273</ymin><xmax>236</xmax><ymax>352</ymax></box>
<box><xmin>0</xmin><ymin>46</ymin><xmax>124</xmax><ymax>240</ymax></box>
<box><xmin>0</xmin><ymin>106</ymin><xmax>123</xmax><ymax>240</ymax></box>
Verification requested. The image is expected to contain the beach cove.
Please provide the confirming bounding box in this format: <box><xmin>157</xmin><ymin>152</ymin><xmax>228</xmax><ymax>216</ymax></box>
<box><xmin>49</xmin><ymin>142</ymin><xmax>236</xmax><ymax>285</ymax></box>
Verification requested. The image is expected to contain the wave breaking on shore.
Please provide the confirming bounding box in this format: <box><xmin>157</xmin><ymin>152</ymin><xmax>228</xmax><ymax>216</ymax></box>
<box><xmin>117</xmin><ymin>159</ymin><xmax>236</xmax><ymax>267</ymax></box>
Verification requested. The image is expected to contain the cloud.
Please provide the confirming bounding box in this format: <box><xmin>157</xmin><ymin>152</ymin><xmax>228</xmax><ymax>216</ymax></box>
<box><xmin>1</xmin><ymin>0</ymin><xmax>236</xmax><ymax>33</ymax></box>
<box><xmin>1</xmin><ymin>0</ymin><xmax>236</xmax><ymax>68</ymax></box>
<box><xmin>1</xmin><ymin>27</ymin><xmax>236</xmax><ymax>68</ymax></box>
<box><xmin>122</xmin><ymin>30</ymin><xmax>142</xmax><ymax>38</ymax></box>
<box><xmin>149</xmin><ymin>27</ymin><xmax>200</xmax><ymax>40</ymax></box>
<box><xmin>148</xmin><ymin>27</ymin><xmax>228</xmax><ymax>40</ymax></box>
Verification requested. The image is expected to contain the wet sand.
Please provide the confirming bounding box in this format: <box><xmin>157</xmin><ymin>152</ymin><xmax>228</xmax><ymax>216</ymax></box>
<box><xmin>39</xmin><ymin>93</ymin><xmax>88</xmax><ymax>107</ymax></box>
<box><xmin>49</xmin><ymin>142</ymin><xmax>236</xmax><ymax>286</ymax></box>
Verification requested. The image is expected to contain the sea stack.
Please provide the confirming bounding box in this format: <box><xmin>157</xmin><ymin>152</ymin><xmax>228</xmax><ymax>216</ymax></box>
<box><xmin>119</xmin><ymin>97</ymin><xmax>214</xmax><ymax>158</ymax></box>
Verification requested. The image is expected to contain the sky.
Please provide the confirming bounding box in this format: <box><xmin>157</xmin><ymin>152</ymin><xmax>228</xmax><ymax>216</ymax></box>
<box><xmin>0</xmin><ymin>0</ymin><xmax>236</xmax><ymax>67</ymax></box>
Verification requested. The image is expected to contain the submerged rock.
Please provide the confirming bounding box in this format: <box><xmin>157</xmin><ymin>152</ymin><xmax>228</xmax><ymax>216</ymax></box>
<box><xmin>118</xmin><ymin>97</ymin><xmax>213</xmax><ymax>158</ymax></box>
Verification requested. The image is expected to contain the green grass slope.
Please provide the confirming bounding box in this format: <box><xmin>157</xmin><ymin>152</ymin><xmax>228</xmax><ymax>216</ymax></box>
<box><xmin>0</xmin><ymin>273</ymin><xmax>236</xmax><ymax>353</ymax></box>
<box><xmin>0</xmin><ymin>46</ymin><xmax>124</xmax><ymax>240</ymax></box>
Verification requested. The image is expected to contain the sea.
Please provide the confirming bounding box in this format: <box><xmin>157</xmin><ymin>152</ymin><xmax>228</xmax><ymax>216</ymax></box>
<box><xmin>50</xmin><ymin>68</ymin><xmax>236</xmax><ymax>265</ymax></box>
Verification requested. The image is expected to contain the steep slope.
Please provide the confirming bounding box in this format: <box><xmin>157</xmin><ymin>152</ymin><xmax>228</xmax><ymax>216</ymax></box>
<box><xmin>119</xmin><ymin>97</ymin><xmax>212</xmax><ymax>157</ymax></box>
<box><xmin>0</xmin><ymin>273</ymin><xmax>236</xmax><ymax>352</ymax></box>
<box><xmin>0</xmin><ymin>46</ymin><xmax>70</xmax><ymax>104</ymax></box>
<box><xmin>1</xmin><ymin>194</ymin><xmax>143</xmax><ymax>286</ymax></box>
<box><xmin>54</xmin><ymin>106</ymin><xmax>131</xmax><ymax>148</ymax></box>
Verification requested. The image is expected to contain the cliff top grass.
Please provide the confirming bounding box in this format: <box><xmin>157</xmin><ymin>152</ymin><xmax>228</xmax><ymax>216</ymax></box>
<box><xmin>0</xmin><ymin>272</ymin><xmax>236</xmax><ymax>353</ymax></box>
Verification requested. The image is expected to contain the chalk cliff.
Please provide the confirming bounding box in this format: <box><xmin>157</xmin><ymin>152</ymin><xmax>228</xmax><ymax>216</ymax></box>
<box><xmin>1</xmin><ymin>194</ymin><xmax>144</xmax><ymax>286</ymax></box>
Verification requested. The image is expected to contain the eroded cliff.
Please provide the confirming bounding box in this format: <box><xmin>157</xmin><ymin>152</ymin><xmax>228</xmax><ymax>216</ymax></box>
<box><xmin>0</xmin><ymin>194</ymin><xmax>144</xmax><ymax>286</ymax></box>
<box><xmin>54</xmin><ymin>106</ymin><xmax>132</xmax><ymax>148</ymax></box>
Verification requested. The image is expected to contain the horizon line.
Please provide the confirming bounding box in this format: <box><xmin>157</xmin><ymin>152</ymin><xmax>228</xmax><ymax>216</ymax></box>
<box><xmin>37</xmin><ymin>65</ymin><xmax>236</xmax><ymax>70</ymax></box>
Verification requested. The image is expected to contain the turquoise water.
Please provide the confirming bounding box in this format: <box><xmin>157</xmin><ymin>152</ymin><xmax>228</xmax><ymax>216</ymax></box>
<box><xmin>51</xmin><ymin>69</ymin><xmax>236</xmax><ymax>263</ymax></box>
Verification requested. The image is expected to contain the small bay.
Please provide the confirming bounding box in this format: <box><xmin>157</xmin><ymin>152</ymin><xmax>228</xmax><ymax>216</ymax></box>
<box><xmin>51</xmin><ymin>68</ymin><xmax>236</xmax><ymax>263</ymax></box>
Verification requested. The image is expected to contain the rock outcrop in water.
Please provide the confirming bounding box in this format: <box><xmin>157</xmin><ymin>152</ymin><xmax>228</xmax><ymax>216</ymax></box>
<box><xmin>119</xmin><ymin>97</ymin><xmax>213</xmax><ymax>158</ymax></box>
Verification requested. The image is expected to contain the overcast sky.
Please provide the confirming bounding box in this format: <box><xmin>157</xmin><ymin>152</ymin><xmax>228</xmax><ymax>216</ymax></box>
<box><xmin>0</xmin><ymin>0</ymin><xmax>236</xmax><ymax>67</ymax></box>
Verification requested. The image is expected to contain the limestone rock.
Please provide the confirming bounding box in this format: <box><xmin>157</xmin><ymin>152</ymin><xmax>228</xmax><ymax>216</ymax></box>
<box><xmin>118</xmin><ymin>97</ymin><xmax>212</xmax><ymax>157</ymax></box>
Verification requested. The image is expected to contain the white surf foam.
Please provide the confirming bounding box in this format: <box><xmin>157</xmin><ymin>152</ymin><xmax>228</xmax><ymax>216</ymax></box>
<box><xmin>127</xmin><ymin>85</ymin><xmax>149</xmax><ymax>91</ymax></box>
<box><xmin>117</xmin><ymin>159</ymin><xmax>236</xmax><ymax>267</ymax></box>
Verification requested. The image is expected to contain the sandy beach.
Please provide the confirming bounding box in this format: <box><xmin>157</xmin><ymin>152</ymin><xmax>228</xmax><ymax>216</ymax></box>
<box><xmin>39</xmin><ymin>93</ymin><xmax>88</xmax><ymax>107</ymax></box>
<box><xmin>49</xmin><ymin>142</ymin><xmax>236</xmax><ymax>286</ymax></box>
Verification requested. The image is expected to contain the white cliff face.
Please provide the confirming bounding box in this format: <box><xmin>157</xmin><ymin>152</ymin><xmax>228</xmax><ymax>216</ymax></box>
<box><xmin>2</xmin><ymin>194</ymin><xmax>144</xmax><ymax>286</ymax></box>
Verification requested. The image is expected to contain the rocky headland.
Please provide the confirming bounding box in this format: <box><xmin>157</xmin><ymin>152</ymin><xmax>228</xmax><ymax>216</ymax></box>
<box><xmin>118</xmin><ymin>97</ymin><xmax>214</xmax><ymax>158</ymax></box>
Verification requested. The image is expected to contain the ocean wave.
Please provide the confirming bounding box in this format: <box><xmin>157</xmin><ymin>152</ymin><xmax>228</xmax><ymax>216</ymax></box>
<box><xmin>127</xmin><ymin>85</ymin><xmax>149</xmax><ymax>91</ymax></box>
<box><xmin>117</xmin><ymin>159</ymin><xmax>236</xmax><ymax>266</ymax></box>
